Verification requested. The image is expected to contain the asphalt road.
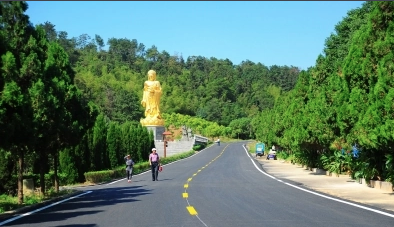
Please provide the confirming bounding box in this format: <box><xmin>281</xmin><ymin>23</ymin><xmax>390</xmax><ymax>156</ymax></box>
<box><xmin>1</xmin><ymin>142</ymin><xmax>394</xmax><ymax>227</ymax></box>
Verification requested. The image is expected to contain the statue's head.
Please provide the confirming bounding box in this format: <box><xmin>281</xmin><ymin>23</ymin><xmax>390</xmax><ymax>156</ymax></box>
<box><xmin>147</xmin><ymin>70</ymin><xmax>156</xmax><ymax>81</ymax></box>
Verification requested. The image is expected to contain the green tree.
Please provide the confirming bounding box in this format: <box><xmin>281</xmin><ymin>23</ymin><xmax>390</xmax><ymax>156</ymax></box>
<box><xmin>40</xmin><ymin>21</ymin><xmax>57</xmax><ymax>42</ymax></box>
<box><xmin>0</xmin><ymin>1</ymin><xmax>38</xmax><ymax>204</ymax></box>
<box><xmin>107</xmin><ymin>121</ymin><xmax>119</xmax><ymax>169</ymax></box>
<box><xmin>338</xmin><ymin>1</ymin><xmax>394</xmax><ymax>182</ymax></box>
<box><xmin>92</xmin><ymin>114</ymin><xmax>108</xmax><ymax>170</ymax></box>
<box><xmin>229</xmin><ymin>118</ymin><xmax>252</xmax><ymax>139</ymax></box>
<box><xmin>59</xmin><ymin>148</ymin><xmax>78</xmax><ymax>184</ymax></box>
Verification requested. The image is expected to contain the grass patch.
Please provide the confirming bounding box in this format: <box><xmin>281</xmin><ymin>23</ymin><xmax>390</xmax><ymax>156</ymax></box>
<box><xmin>276</xmin><ymin>151</ymin><xmax>290</xmax><ymax>161</ymax></box>
<box><xmin>246</xmin><ymin>141</ymin><xmax>258</xmax><ymax>154</ymax></box>
<box><xmin>0</xmin><ymin>194</ymin><xmax>20</xmax><ymax>213</ymax></box>
<box><xmin>0</xmin><ymin>189</ymin><xmax>76</xmax><ymax>214</ymax></box>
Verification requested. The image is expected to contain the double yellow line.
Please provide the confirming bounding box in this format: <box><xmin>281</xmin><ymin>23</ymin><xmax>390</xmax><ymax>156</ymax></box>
<box><xmin>183</xmin><ymin>145</ymin><xmax>228</xmax><ymax>216</ymax></box>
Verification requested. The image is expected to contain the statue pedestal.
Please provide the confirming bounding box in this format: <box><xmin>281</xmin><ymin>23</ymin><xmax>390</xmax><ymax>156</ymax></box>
<box><xmin>146</xmin><ymin>126</ymin><xmax>165</xmax><ymax>141</ymax></box>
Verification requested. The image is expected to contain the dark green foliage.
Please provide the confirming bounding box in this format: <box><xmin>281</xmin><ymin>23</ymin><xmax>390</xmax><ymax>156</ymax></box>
<box><xmin>268</xmin><ymin>65</ymin><xmax>299</xmax><ymax>92</ymax></box>
<box><xmin>72</xmin><ymin>133</ymin><xmax>91</xmax><ymax>182</ymax></box>
<box><xmin>192</xmin><ymin>144</ymin><xmax>206</xmax><ymax>151</ymax></box>
<box><xmin>107</xmin><ymin>121</ymin><xmax>119</xmax><ymax>169</ymax></box>
<box><xmin>59</xmin><ymin>148</ymin><xmax>78</xmax><ymax>185</ymax></box>
<box><xmin>228</xmin><ymin>117</ymin><xmax>252</xmax><ymax>140</ymax></box>
<box><xmin>92</xmin><ymin>114</ymin><xmax>108</xmax><ymax>170</ymax></box>
<box><xmin>0</xmin><ymin>149</ymin><xmax>16</xmax><ymax>195</ymax></box>
<box><xmin>339</xmin><ymin>1</ymin><xmax>394</xmax><ymax>180</ymax></box>
<box><xmin>112</xmin><ymin>89</ymin><xmax>143</xmax><ymax>123</ymax></box>
<box><xmin>119</xmin><ymin>121</ymin><xmax>132</xmax><ymax>162</ymax></box>
<box><xmin>253</xmin><ymin>1</ymin><xmax>394</xmax><ymax>183</ymax></box>
<box><xmin>134</xmin><ymin>126</ymin><xmax>144</xmax><ymax>162</ymax></box>
<box><xmin>320</xmin><ymin>150</ymin><xmax>352</xmax><ymax>175</ymax></box>
<box><xmin>0</xmin><ymin>1</ymin><xmax>45</xmax><ymax>203</ymax></box>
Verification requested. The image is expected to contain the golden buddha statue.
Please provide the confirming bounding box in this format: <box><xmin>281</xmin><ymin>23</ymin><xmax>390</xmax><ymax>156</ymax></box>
<box><xmin>140</xmin><ymin>70</ymin><xmax>165</xmax><ymax>126</ymax></box>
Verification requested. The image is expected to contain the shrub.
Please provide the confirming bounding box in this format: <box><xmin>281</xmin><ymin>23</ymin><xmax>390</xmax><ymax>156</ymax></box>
<box><xmin>84</xmin><ymin>150</ymin><xmax>196</xmax><ymax>184</ymax></box>
<box><xmin>84</xmin><ymin>170</ymin><xmax>116</xmax><ymax>183</ymax></box>
<box><xmin>193</xmin><ymin>144</ymin><xmax>206</xmax><ymax>151</ymax></box>
<box><xmin>276</xmin><ymin>151</ymin><xmax>289</xmax><ymax>160</ymax></box>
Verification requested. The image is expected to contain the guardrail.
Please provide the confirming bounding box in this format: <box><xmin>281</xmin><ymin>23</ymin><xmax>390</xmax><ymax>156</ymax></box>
<box><xmin>194</xmin><ymin>135</ymin><xmax>208</xmax><ymax>144</ymax></box>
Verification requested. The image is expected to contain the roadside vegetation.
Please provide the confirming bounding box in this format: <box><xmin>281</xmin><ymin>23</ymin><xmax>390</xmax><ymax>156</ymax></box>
<box><xmin>1</xmin><ymin>0</ymin><xmax>394</xmax><ymax>214</ymax></box>
<box><xmin>0</xmin><ymin>148</ymin><xmax>198</xmax><ymax>213</ymax></box>
<box><xmin>254</xmin><ymin>2</ymin><xmax>394</xmax><ymax>185</ymax></box>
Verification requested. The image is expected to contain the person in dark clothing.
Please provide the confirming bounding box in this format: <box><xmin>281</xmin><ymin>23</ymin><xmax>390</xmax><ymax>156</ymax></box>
<box><xmin>149</xmin><ymin>148</ymin><xmax>160</xmax><ymax>181</ymax></box>
<box><xmin>124</xmin><ymin>155</ymin><xmax>134</xmax><ymax>183</ymax></box>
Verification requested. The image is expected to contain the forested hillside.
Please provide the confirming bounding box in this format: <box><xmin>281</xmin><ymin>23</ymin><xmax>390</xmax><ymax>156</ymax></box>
<box><xmin>40</xmin><ymin>22</ymin><xmax>300</xmax><ymax>126</ymax></box>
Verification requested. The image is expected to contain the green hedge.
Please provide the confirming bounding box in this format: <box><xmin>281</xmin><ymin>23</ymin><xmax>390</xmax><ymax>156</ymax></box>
<box><xmin>193</xmin><ymin>144</ymin><xmax>206</xmax><ymax>151</ymax></box>
<box><xmin>84</xmin><ymin>150</ymin><xmax>196</xmax><ymax>184</ymax></box>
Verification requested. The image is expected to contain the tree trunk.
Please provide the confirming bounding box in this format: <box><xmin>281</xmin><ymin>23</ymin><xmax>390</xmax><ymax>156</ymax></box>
<box><xmin>18</xmin><ymin>149</ymin><xmax>24</xmax><ymax>205</ymax></box>
<box><xmin>40</xmin><ymin>151</ymin><xmax>46</xmax><ymax>195</ymax></box>
<box><xmin>54</xmin><ymin>152</ymin><xmax>59</xmax><ymax>193</ymax></box>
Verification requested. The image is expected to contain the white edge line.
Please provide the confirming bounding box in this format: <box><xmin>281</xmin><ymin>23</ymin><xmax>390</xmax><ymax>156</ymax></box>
<box><xmin>242</xmin><ymin>145</ymin><xmax>394</xmax><ymax>218</ymax></box>
<box><xmin>0</xmin><ymin>191</ymin><xmax>93</xmax><ymax>226</ymax></box>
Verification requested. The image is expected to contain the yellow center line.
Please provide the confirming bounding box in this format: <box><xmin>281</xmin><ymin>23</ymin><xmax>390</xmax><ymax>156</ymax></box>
<box><xmin>186</xmin><ymin>206</ymin><xmax>198</xmax><ymax>215</ymax></box>
<box><xmin>183</xmin><ymin>144</ymin><xmax>229</xmax><ymax>216</ymax></box>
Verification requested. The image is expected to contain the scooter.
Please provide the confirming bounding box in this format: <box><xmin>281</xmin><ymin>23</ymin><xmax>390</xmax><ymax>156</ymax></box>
<box><xmin>266</xmin><ymin>149</ymin><xmax>277</xmax><ymax>160</ymax></box>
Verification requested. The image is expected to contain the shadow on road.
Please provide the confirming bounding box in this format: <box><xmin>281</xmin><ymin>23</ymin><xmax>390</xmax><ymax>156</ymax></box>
<box><xmin>3</xmin><ymin>186</ymin><xmax>151</xmax><ymax>226</ymax></box>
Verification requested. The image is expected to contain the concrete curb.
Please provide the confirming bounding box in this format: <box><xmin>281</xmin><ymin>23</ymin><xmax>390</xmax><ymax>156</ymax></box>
<box><xmin>270</xmin><ymin>158</ymin><xmax>394</xmax><ymax>192</ymax></box>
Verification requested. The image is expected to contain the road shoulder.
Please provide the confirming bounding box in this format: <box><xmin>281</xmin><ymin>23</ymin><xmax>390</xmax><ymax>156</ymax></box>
<box><xmin>255</xmin><ymin>157</ymin><xmax>394</xmax><ymax>213</ymax></box>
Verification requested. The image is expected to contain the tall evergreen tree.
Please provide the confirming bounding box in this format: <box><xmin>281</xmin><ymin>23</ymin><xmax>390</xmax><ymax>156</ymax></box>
<box><xmin>0</xmin><ymin>1</ymin><xmax>38</xmax><ymax>204</ymax></box>
<box><xmin>107</xmin><ymin>121</ymin><xmax>119</xmax><ymax>169</ymax></box>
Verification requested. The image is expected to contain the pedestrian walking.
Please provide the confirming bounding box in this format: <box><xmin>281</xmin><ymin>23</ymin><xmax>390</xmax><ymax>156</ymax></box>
<box><xmin>149</xmin><ymin>148</ymin><xmax>160</xmax><ymax>181</ymax></box>
<box><xmin>124</xmin><ymin>155</ymin><xmax>134</xmax><ymax>183</ymax></box>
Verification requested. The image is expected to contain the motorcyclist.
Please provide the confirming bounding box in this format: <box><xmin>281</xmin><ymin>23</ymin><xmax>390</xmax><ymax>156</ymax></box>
<box><xmin>267</xmin><ymin>144</ymin><xmax>277</xmax><ymax>160</ymax></box>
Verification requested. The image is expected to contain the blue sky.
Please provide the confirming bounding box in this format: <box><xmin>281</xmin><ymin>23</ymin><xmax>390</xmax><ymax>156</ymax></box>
<box><xmin>26</xmin><ymin>1</ymin><xmax>364</xmax><ymax>70</ymax></box>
